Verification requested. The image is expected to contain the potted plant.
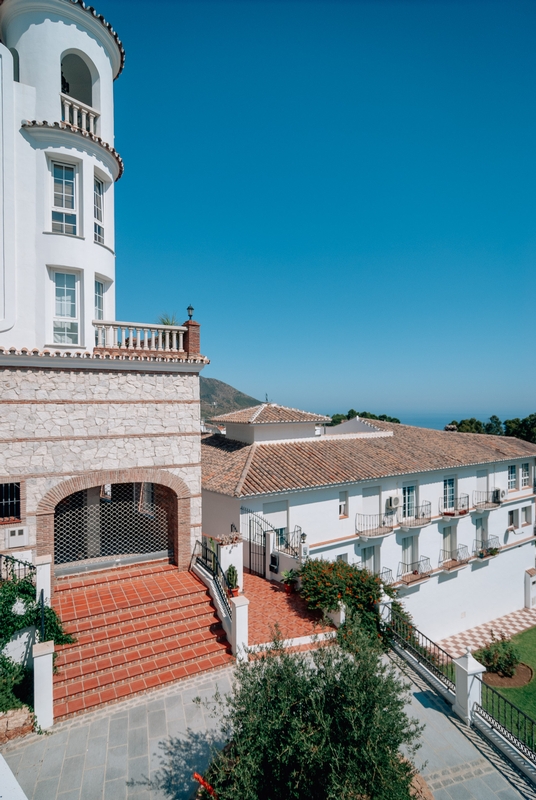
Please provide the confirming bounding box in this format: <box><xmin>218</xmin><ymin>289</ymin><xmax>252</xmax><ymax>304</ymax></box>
<box><xmin>488</xmin><ymin>547</ymin><xmax>500</xmax><ymax>557</ymax></box>
<box><xmin>226</xmin><ymin>564</ymin><xmax>239</xmax><ymax>597</ymax></box>
<box><xmin>281</xmin><ymin>569</ymin><xmax>299</xmax><ymax>594</ymax></box>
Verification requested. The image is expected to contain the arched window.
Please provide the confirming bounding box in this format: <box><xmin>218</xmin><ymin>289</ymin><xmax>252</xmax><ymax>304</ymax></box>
<box><xmin>9</xmin><ymin>48</ymin><xmax>19</xmax><ymax>82</ymax></box>
<box><xmin>61</xmin><ymin>53</ymin><xmax>92</xmax><ymax>106</ymax></box>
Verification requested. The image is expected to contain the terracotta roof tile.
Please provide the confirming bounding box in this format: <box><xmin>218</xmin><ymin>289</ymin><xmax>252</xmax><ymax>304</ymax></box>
<box><xmin>210</xmin><ymin>403</ymin><xmax>330</xmax><ymax>425</ymax></box>
<box><xmin>201</xmin><ymin>423</ymin><xmax>536</xmax><ymax>497</ymax></box>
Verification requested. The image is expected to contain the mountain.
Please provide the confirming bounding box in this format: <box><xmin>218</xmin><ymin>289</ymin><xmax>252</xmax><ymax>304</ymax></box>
<box><xmin>200</xmin><ymin>377</ymin><xmax>260</xmax><ymax>420</ymax></box>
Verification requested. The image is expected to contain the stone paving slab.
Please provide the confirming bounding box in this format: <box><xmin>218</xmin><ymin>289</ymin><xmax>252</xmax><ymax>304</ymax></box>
<box><xmin>438</xmin><ymin>607</ymin><xmax>536</xmax><ymax>658</ymax></box>
<box><xmin>2</xmin><ymin>656</ymin><xmax>536</xmax><ymax>799</ymax></box>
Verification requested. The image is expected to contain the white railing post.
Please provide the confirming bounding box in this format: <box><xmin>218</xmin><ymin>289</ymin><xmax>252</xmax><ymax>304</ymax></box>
<box><xmin>453</xmin><ymin>647</ymin><xmax>486</xmax><ymax>725</ymax></box>
<box><xmin>35</xmin><ymin>555</ymin><xmax>52</xmax><ymax>607</ymax></box>
<box><xmin>32</xmin><ymin>641</ymin><xmax>54</xmax><ymax>730</ymax></box>
<box><xmin>265</xmin><ymin>529</ymin><xmax>275</xmax><ymax>578</ymax></box>
<box><xmin>231</xmin><ymin>595</ymin><xmax>249</xmax><ymax>661</ymax></box>
<box><xmin>63</xmin><ymin>98</ymin><xmax>71</xmax><ymax>125</ymax></box>
<box><xmin>178</xmin><ymin>331</ymin><xmax>185</xmax><ymax>352</ymax></box>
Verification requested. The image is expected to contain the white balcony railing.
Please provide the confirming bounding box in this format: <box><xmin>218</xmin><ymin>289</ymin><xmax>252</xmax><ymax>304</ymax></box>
<box><xmin>93</xmin><ymin>320</ymin><xmax>187</xmax><ymax>354</ymax></box>
<box><xmin>61</xmin><ymin>93</ymin><xmax>99</xmax><ymax>135</ymax></box>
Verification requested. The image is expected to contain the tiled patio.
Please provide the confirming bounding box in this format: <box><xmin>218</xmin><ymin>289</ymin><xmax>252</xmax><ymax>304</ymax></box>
<box><xmin>438</xmin><ymin>607</ymin><xmax>536</xmax><ymax>657</ymax></box>
<box><xmin>243</xmin><ymin>573</ymin><xmax>334</xmax><ymax>645</ymax></box>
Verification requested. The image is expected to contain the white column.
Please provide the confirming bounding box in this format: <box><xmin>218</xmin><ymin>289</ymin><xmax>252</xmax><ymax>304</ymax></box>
<box><xmin>299</xmin><ymin>538</ymin><xmax>309</xmax><ymax>565</ymax></box>
<box><xmin>326</xmin><ymin>604</ymin><xmax>346</xmax><ymax>628</ymax></box>
<box><xmin>35</xmin><ymin>555</ymin><xmax>52</xmax><ymax>607</ymax></box>
<box><xmin>265</xmin><ymin>529</ymin><xmax>275</xmax><ymax>578</ymax></box>
<box><xmin>32</xmin><ymin>641</ymin><xmax>54</xmax><ymax>730</ymax></box>
<box><xmin>453</xmin><ymin>647</ymin><xmax>486</xmax><ymax>725</ymax></box>
<box><xmin>218</xmin><ymin>541</ymin><xmax>243</xmax><ymax>592</ymax></box>
<box><xmin>231</xmin><ymin>595</ymin><xmax>249</xmax><ymax>661</ymax></box>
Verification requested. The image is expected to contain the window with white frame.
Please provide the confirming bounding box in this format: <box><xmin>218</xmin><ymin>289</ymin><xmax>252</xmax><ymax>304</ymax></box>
<box><xmin>94</xmin><ymin>177</ymin><xmax>104</xmax><ymax>243</ymax></box>
<box><xmin>337</xmin><ymin>553</ymin><xmax>348</xmax><ymax>563</ymax></box>
<box><xmin>95</xmin><ymin>279</ymin><xmax>104</xmax><ymax>321</ymax></box>
<box><xmin>521</xmin><ymin>463</ymin><xmax>530</xmax><ymax>489</ymax></box>
<box><xmin>522</xmin><ymin>506</ymin><xmax>532</xmax><ymax>526</ymax></box>
<box><xmin>52</xmin><ymin>163</ymin><xmax>77</xmax><ymax>235</ymax></box>
<box><xmin>508</xmin><ymin>509</ymin><xmax>519</xmax><ymax>529</ymax></box>
<box><xmin>339</xmin><ymin>491</ymin><xmax>348</xmax><ymax>517</ymax></box>
<box><xmin>508</xmin><ymin>465</ymin><xmax>517</xmax><ymax>490</ymax></box>
<box><xmin>402</xmin><ymin>485</ymin><xmax>416</xmax><ymax>518</ymax></box>
<box><xmin>53</xmin><ymin>271</ymin><xmax>79</xmax><ymax>344</ymax></box>
<box><xmin>443</xmin><ymin>478</ymin><xmax>455</xmax><ymax>510</ymax></box>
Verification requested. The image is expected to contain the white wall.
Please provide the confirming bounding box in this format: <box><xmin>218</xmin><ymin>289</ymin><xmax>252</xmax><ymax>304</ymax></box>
<box><xmin>0</xmin><ymin>0</ymin><xmax>119</xmax><ymax>350</ymax></box>
<box><xmin>202</xmin><ymin>491</ymin><xmax>241</xmax><ymax>540</ymax></box>
<box><xmin>225</xmin><ymin>422</ymin><xmax>318</xmax><ymax>444</ymax></box>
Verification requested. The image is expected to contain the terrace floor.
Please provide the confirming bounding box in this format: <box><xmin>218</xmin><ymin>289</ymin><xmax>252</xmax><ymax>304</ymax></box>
<box><xmin>438</xmin><ymin>607</ymin><xmax>536</xmax><ymax>658</ymax></box>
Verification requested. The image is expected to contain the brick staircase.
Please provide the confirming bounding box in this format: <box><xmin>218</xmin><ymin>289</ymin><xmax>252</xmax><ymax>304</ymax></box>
<box><xmin>52</xmin><ymin>561</ymin><xmax>233</xmax><ymax>720</ymax></box>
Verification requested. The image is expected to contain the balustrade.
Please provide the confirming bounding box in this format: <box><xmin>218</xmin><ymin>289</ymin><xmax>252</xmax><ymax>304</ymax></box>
<box><xmin>61</xmin><ymin>93</ymin><xmax>99</xmax><ymax>135</ymax></box>
<box><xmin>93</xmin><ymin>320</ymin><xmax>186</xmax><ymax>355</ymax></box>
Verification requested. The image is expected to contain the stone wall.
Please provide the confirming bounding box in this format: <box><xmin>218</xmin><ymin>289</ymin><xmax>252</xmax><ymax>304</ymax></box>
<box><xmin>0</xmin><ymin>364</ymin><xmax>203</xmax><ymax>574</ymax></box>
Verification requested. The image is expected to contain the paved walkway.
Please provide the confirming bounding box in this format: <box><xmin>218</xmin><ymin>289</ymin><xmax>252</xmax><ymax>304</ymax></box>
<box><xmin>3</xmin><ymin>653</ymin><xmax>535</xmax><ymax>800</ymax></box>
<box><xmin>438</xmin><ymin>607</ymin><xmax>536</xmax><ymax>657</ymax></box>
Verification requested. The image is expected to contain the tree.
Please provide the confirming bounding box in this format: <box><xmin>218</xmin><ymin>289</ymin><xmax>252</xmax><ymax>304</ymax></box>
<box><xmin>504</xmin><ymin>414</ymin><xmax>536</xmax><ymax>444</ymax></box>
<box><xmin>484</xmin><ymin>415</ymin><xmax>503</xmax><ymax>436</ymax></box>
<box><xmin>193</xmin><ymin>622</ymin><xmax>422</xmax><ymax>800</ymax></box>
<box><xmin>329</xmin><ymin>410</ymin><xmax>401</xmax><ymax>426</ymax></box>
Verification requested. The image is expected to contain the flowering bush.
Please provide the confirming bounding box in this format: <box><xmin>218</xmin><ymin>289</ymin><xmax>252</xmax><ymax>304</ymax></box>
<box><xmin>475</xmin><ymin>630</ymin><xmax>520</xmax><ymax>678</ymax></box>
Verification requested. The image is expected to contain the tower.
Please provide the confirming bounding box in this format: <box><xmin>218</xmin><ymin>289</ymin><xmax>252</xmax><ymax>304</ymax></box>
<box><xmin>0</xmin><ymin>0</ymin><xmax>124</xmax><ymax>350</ymax></box>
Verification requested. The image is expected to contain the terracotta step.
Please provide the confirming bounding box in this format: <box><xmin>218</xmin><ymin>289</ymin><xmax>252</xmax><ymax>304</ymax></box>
<box><xmin>53</xmin><ymin>650</ymin><xmax>234</xmax><ymax>721</ymax></box>
<box><xmin>54</xmin><ymin>560</ymin><xmax>176</xmax><ymax>593</ymax></box>
<box><xmin>56</xmin><ymin>606</ymin><xmax>221</xmax><ymax>656</ymax></box>
<box><xmin>55</xmin><ymin>615</ymin><xmax>224</xmax><ymax>669</ymax></box>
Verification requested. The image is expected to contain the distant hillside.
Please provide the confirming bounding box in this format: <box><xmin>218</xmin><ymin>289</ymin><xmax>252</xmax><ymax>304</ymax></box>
<box><xmin>200</xmin><ymin>377</ymin><xmax>260</xmax><ymax>420</ymax></box>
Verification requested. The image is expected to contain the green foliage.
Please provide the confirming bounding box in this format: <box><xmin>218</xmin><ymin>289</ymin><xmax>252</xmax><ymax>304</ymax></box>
<box><xmin>475</xmin><ymin>631</ymin><xmax>521</xmax><ymax>678</ymax></box>
<box><xmin>504</xmin><ymin>414</ymin><xmax>536</xmax><ymax>444</ymax></box>
<box><xmin>197</xmin><ymin>622</ymin><xmax>421</xmax><ymax>800</ymax></box>
<box><xmin>0</xmin><ymin>654</ymin><xmax>25</xmax><ymax>713</ymax></box>
<box><xmin>299</xmin><ymin>559</ymin><xmax>384</xmax><ymax>639</ymax></box>
<box><xmin>446</xmin><ymin>413</ymin><xmax>536</xmax><ymax>443</ymax></box>
<box><xmin>280</xmin><ymin>569</ymin><xmax>299</xmax><ymax>585</ymax></box>
<box><xmin>226</xmin><ymin>565</ymin><xmax>238</xmax><ymax>590</ymax></box>
<box><xmin>329</xmin><ymin>409</ymin><xmax>400</xmax><ymax>426</ymax></box>
<box><xmin>157</xmin><ymin>312</ymin><xmax>179</xmax><ymax>326</ymax></box>
<box><xmin>0</xmin><ymin>576</ymin><xmax>74</xmax><ymax>651</ymax></box>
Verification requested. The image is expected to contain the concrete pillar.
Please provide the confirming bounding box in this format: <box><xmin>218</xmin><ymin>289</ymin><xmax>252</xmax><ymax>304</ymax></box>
<box><xmin>265</xmin><ymin>530</ymin><xmax>275</xmax><ymax>578</ymax></box>
<box><xmin>453</xmin><ymin>647</ymin><xmax>486</xmax><ymax>725</ymax></box>
<box><xmin>32</xmin><ymin>640</ymin><xmax>54</xmax><ymax>730</ymax></box>
<box><xmin>231</xmin><ymin>595</ymin><xmax>249</xmax><ymax>661</ymax></box>
<box><xmin>326</xmin><ymin>603</ymin><xmax>346</xmax><ymax>628</ymax></box>
<box><xmin>299</xmin><ymin>538</ymin><xmax>309</xmax><ymax>564</ymax></box>
<box><xmin>35</xmin><ymin>555</ymin><xmax>52</xmax><ymax>606</ymax></box>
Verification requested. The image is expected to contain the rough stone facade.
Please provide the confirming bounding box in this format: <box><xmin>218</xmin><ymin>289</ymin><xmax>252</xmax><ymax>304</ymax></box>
<box><xmin>0</xmin><ymin>364</ymin><xmax>203</xmax><ymax>576</ymax></box>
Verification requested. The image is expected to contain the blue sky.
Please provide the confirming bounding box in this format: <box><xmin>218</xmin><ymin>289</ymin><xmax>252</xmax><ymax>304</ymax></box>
<box><xmin>97</xmin><ymin>0</ymin><xmax>535</xmax><ymax>425</ymax></box>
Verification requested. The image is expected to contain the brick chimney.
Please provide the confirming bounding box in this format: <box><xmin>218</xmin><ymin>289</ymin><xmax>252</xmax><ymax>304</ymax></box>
<box><xmin>183</xmin><ymin>319</ymin><xmax>200</xmax><ymax>357</ymax></box>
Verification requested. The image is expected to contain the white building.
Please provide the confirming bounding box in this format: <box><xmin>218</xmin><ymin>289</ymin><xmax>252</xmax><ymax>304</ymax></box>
<box><xmin>202</xmin><ymin>404</ymin><xmax>536</xmax><ymax>640</ymax></box>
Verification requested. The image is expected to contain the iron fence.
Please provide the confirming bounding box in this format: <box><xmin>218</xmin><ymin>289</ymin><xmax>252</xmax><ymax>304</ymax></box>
<box><xmin>274</xmin><ymin>525</ymin><xmax>302</xmax><ymax>558</ymax></box>
<box><xmin>399</xmin><ymin>501</ymin><xmax>432</xmax><ymax>528</ymax></box>
<box><xmin>439</xmin><ymin>494</ymin><xmax>470</xmax><ymax>517</ymax></box>
<box><xmin>396</xmin><ymin>556</ymin><xmax>432</xmax><ymax>585</ymax></box>
<box><xmin>0</xmin><ymin>553</ymin><xmax>36</xmax><ymax>583</ymax></box>
<box><xmin>474</xmin><ymin>677</ymin><xmax>536</xmax><ymax>765</ymax></box>
<box><xmin>355</xmin><ymin>510</ymin><xmax>397</xmax><ymax>536</ymax></box>
<box><xmin>473</xmin><ymin>490</ymin><xmax>501</xmax><ymax>510</ymax></box>
<box><xmin>194</xmin><ymin>539</ymin><xmax>232</xmax><ymax>618</ymax></box>
<box><xmin>438</xmin><ymin>545</ymin><xmax>471</xmax><ymax>570</ymax></box>
<box><xmin>241</xmin><ymin>507</ymin><xmax>270</xmax><ymax>577</ymax></box>
<box><xmin>387</xmin><ymin>606</ymin><xmax>455</xmax><ymax>691</ymax></box>
<box><xmin>376</xmin><ymin>567</ymin><xmax>394</xmax><ymax>585</ymax></box>
<box><xmin>472</xmin><ymin>535</ymin><xmax>501</xmax><ymax>559</ymax></box>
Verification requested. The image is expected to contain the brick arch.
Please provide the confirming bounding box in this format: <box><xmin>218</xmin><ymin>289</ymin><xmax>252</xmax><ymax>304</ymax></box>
<box><xmin>36</xmin><ymin>468</ymin><xmax>192</xmax><ymax>574</ymax></box>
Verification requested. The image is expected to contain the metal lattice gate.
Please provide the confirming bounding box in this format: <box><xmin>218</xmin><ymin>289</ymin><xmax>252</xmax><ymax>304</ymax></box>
<box><xmin>241</xmin><ymin>508</ymin><xmax>267</xmax><ymax>577</ymax></box>
<box><xmin>54</xmin><ymin>483</ymin><xmax>173</xmax><ymax>570</ymax></box>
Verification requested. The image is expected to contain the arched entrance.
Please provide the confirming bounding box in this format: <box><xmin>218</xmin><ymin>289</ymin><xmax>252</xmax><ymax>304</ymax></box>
<box><xmin>36</xmin><ymin>469</ymin><xmax>192</xmax><ymax>576</ymax></box>
<box><xmin>54</xmin><ymin>482</ymin><xmax>175</xmax><ymax>572</ymax></box>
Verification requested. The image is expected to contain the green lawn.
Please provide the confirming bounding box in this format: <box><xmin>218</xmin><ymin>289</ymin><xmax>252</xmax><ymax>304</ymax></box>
<box><xmin>491</xmin><ymin>626</ymin><xmax>536</xmax><ymax>720</ymax></box>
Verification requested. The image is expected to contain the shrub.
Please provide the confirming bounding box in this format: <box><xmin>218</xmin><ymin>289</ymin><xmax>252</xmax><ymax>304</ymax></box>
<box><xmin>475</xmin><ymin>630</ymin><xmax>521</xmax><ymax>678</ymax></box>
<box><xmin>0</xmin><ymin>654</ymin><xmax>25</xmax><ymax>713</ymax></box>
<box><xmin>0</xmin><ymin>576</ymin><xmax>74</xmax><ymax>651</ymax></box>
<box><xmin>299</xmin><ymin>558</ymin><xmax>384</xmax><ymax>638</ymax></box>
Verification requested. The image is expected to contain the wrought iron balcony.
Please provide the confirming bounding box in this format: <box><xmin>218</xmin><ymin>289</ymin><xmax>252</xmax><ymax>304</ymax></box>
<box><xmin>439</xmin><ymin>494</ymin><xmax>470</xmax><ymax>518</ymax></box>
<box><xmin>376</xmin><ymin>567</ymin><xmax>394</xmax><ymax>585</ymax></box>
<box><xmin>397</xmin><ymin>557</ymin><xmax>432</xmax><ymax>585</ymax></box>
<box><xmin>472</xmin><ymin>535</ymin><xmax>501</xmax><ymax>559</ymax></box>
<box><xmin>399</xmin><ymin>501</ymin><xmax>432</xmax><ymax>529</ymax></box>
<box><xmin>355</xmin><ymin>510</ymin><xmax>397</xmax><ymax>537</ymax></box>
<box><xmin>439</xmin><ymin>545</ymin><xmax>471</xmax><ymax>571</ymax></box>
<box><xmin>472</xmin><ymin>490</ymin><xmax>502</xmax><ymax>511</ymax></box>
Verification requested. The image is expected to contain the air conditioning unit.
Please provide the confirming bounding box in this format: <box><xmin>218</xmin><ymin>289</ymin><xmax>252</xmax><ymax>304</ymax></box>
<box><xmin>5</xmin><ymin>526</ymin><xmax>28</xmax><ymax>549</ymax></box>
<box><xmin>388</xmin><ymin>495</ymin><xmax>401</xmax><ymax>510</ymax></box>
<box><xmin>493</xmin><ymin>488</ymin><xmax>507</xmax><ymax>503</ymax></box>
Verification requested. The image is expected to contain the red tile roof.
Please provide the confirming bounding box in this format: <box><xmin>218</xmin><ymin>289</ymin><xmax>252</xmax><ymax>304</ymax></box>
<box><xmin>201</xmin><ymin>421</ymin><xmax>536</xmax><ymax>497</ymax></box>
<box><xmin>210</xmin><ymin>403</ymin><xmax>330</xmax><ymax>425</ymax></box>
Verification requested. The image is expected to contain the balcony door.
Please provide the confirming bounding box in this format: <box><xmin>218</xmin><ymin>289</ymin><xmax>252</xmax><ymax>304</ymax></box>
<box><xmin>361</xmin><ymin>544</ymin><xmax>378</xmax><ymax>574</ymax></box>
<box><xmin>443</xmin><ymin>525</ymin><xmax>456</xmax><ymax>556</ymax></box>
<box><xmin>403</xmin><ymin>485</ymin><xmax>416</xmax><ymax>518</ymax></box>
<box><xmin>402</xmin><ymin>535</ymin><xmax>417</xmax><ymax>568</ymax></box>
<box><xmin>444</xmin><ymin>478</ymin><xmax>455</xmax><ymax>511</ymax></box>
<box><xmin>475</xmin><ymin>517</ymin><xmax>486</xmax><ymax>546</ymax></box>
